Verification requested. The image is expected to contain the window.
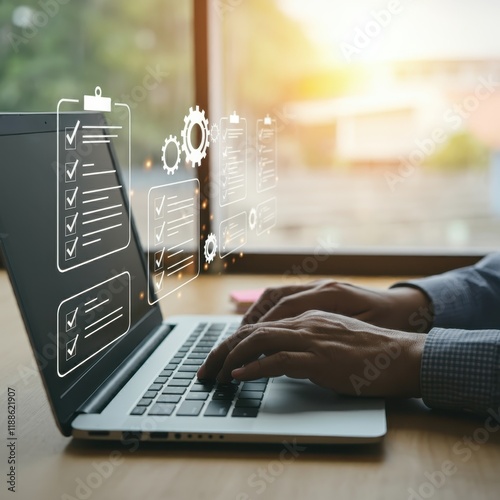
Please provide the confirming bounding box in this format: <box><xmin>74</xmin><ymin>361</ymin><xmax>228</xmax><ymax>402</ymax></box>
<box><xmin>208</xmin><ymin>0</ymin><xmax>500</xmax><ymax>264</ymax></box>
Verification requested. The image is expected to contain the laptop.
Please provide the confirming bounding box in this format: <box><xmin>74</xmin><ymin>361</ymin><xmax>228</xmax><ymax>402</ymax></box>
<box><xmin>0</xmin><ymin>113</ymin><xmax>386</xmax><ymax>444</ymax></box>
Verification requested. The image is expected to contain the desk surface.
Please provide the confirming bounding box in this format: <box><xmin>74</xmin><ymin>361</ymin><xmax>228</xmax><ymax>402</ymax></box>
<box><xmin>1</xmin><ymin>270</ymin><xmax>499</xmax><ymax>500</ymax></box>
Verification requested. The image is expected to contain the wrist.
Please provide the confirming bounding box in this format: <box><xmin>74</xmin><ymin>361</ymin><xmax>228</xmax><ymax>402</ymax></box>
<box><xmin>387</xmin><ymin>286</ymin><xmax>433</xmax><ymax>333</ymax></box>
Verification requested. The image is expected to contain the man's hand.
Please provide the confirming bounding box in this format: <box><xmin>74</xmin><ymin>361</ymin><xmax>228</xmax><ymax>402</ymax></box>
<box><xmin>198</xmin><ymin>311</ymin><xmax>425</xmax><ymax>398</ymax></box>
<box><xmin>242</xmin><ymin>280</ymin><xmax>432</xmax><ymax>333</ymax></box>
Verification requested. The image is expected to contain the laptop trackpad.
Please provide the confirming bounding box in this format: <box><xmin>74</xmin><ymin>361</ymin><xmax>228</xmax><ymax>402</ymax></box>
<box><xmin>263</xmin><ymin>377</ymin><xmax>362</xmax><ymax>414</ymax></box>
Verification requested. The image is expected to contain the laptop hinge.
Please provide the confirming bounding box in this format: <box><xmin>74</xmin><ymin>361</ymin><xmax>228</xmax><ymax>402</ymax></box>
<box><xmin>78</xmin><ymin>323</ymin><xmax>173</xmax><ymax>415</ymax></box>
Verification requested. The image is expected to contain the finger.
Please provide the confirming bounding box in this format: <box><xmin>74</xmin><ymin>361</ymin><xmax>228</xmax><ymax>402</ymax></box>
<box><xmin>231</xmin><ymin>351</ymin><xmax>315</xmax><ymax>381</ymax></box>
<box><xmin>197</xmin><ymin>325</ymin><xmax>255</xmax><ymax>380</ymax></box>
<box><xmin>258</xmin><ymin>288</ymin><xmax>322</xmax><ymax>323</ymax></box>
<box><xmin>216</xmin><ymin>325</ymin><xmax>309</xmax><ymax>382</ymax></box>
<box><xmin>241</xmin><ymin>284</ymin><xmax>314</xmax><ymax>325</ymax></box>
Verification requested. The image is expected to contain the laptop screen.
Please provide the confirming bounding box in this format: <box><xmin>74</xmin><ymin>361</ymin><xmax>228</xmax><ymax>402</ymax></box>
<box><xmin>0</xmin><ymin>113</ymin><xmax>163</xmax><ymax>434</ymax></box>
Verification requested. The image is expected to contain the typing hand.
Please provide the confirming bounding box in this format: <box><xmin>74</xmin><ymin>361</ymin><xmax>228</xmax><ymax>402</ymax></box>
<box><xmin>241</xmin><ymin>280</ymin><xmax>432</xmax><ymax>333</ymax></box>
<box><xmin>197</xmin><ymin>311</ymin><xmax>425</xmax><ymax>397</ymax></box>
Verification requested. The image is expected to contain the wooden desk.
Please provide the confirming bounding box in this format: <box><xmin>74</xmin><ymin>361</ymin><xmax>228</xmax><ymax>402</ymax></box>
<box><xmin>1</xmin><ymin>270</ymin><xmax>499</xmax><ymax>500</ymax></box>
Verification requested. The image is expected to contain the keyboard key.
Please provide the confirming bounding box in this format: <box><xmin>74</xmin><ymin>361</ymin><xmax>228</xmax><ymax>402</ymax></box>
<box><xmin>168</xmin><ymin>379</ymin><xmax>191</xmax><ymax>387</ymax></box>
<box><xmin>173</xmin><ymin>372</ymin><xmax>196</xmax><ymax>380</ymax></box>
<box><xmin>216</xmin><ymin>382</ymin><xmax>239</xmax><ymax>392</ymax></box>
<box><xmin>186</xmin><ymin>392</ymin><xmax>209</xmax><ymax>401</ymax></box>
<box><xmin>191</xmin><ymin>383</ymin><xmax>214</xmax><ymax>392</ymax></box>
<box><xmin>157</xmin><ymin>394</ymin><xmax>181</xmax><ymax>404</ymax></box>
<box><xmin>176</xmin><ymin>400</ymin><xmax>205</xmax><ymax>416</ymax></box>
<box><xmin>165</xmin><ymin>363</ymin><xmax>179</xmax><ymax>369</ymax></box>
<box><xmin>178</xmin><ymin>365</ymin><xmax>199</xmax><ymax>372</ymax></box>
<box><xmin>204</xmin><ymin>400</ymin><xmax>231</xmax><ymax>417</ymax></box>
<box><xmin>232</xmin><ymin>407</ymin><xmax>259</xmax><ymax>418</ymax></box>
<box><xmin>242</xmin><ymin>382</ymin><xmax>266</xmax><ymax>392</ymax></box>
<box><xmin>137</xmin><ymin>398</ymin><xmax>153</xmax><ymax>407</ymax></box>
<box><xmin>238</xmin><ymin>391</ymin><xmax>264</xmax><ymax>400</ymax></box>
<box><xmin>210</xmin><ymin>323</ymin><xmax>226</xmax><ymax>330</ymax></box>
<box><xmin>154</xmin><ymin>376</ymin><xmax>169</xmax><ymax>384</ymax></box>
<box><xmin>172</xmin><ymin>357</ymin><xmax>184</xmax><ymax>363</ymax></box>
<box><xmin>131</xmin><ymin>406</ymin><xmax>147</xmax><ymax>415</ymax></box>
<box><xmin>143</xmin><ymin>391</ymin><xmax>158</xmax><ymax>399</ymax></box>
<box><xmin>183</xmin><ymin>359</ymin><xmax>203</xmax><ymax>366</ymax></box>
<box><xmin>160</xmin><ymin>369</ymin><xmax>174</xmax><ymax>377</ymax></box>
<box><xmin>188</xmin><ymin>354</ymin><xmax>207</xmax><ymax>359</ymax></box>
<box><xmin>162</xmin><ymin>387</ymin><xmax>186</xmax><ymax>395</ymax></box>
<box><xmin>149</xmin><ymin>403</ymin><xmax>175</xmax><ymax>416</ymax></box>
<box><xmin>252</xmin><ymin>378</ymin><xmax>269</xmax><ymax>383</ymax></box>
<box><xmin>212</xmin><ymin>391</ymin><xmax>235</xmax><ymax>401</ymax></box>
<box><xmin>235</xmin><ymin>399</ymin><xmax>261</xmax><ymax>408</ymax></box>
<box><xmin>148</xmin><ymin>384</ymin><xmax>163</xmax><ymax>392</ymax></box>
<box><xmin>191</xmin><ymin>348</ymin><xmax>211</xmax><ymax>354</ymax></box>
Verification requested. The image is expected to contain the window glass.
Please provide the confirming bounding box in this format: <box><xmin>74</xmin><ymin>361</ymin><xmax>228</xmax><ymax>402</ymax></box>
<box><xmin>212</xmin><ymin>0</ymin><xmax>500</xmax><ymax>252</ymax></box>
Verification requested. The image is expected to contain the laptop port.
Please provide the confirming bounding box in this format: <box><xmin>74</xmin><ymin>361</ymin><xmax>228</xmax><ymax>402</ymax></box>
<box><xmin>150</xmin><ymin>432</ymin><xmax>169</xmax><ymax>439</ymax></box>
<box><xmin>87</xmin><ymin>430</ymin><xmax>110</xmax><ymax>437</ymax></box>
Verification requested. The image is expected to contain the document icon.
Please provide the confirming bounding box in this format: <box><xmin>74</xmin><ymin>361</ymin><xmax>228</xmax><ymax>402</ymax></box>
<box><xmin>147</xmin><ymin>179</ymin><xmax>200</xmax><ymax>305</ymax></box>
<box><xmin>219</xmin><ymin>112</ymin><xmax>247</xmax><ymax>207</ymax></box>
<box><xmin>57</xmin><ymin>272</ymin><xmax>131</xmax><ymax>377</ymax></box>
<box><xmin>56</xmin><ymin>87</ymin><xmax>131</xmax><ymax>273</ymax></box>
<box><xmin>256</xmin><ymin>115</ymin><xmax>278</xmax><ymax>192</ymax></box>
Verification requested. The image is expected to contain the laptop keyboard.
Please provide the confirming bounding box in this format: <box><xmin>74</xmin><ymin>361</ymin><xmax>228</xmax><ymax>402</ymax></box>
<box><xmin>130</xmin><ymin>322</ymin><xmax>269</xmax><ymax>418</ymax></box>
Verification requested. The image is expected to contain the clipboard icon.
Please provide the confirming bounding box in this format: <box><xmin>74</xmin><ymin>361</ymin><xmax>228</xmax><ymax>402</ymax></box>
<box><xmin>56</xmin><ymin>86</ymin><xmax>131</xmax><ymax>273</ymax></box>
<box><xmin>83</xmin><ymin>87</ymin><xmax>111</xmax><ymax>112</ymax></box>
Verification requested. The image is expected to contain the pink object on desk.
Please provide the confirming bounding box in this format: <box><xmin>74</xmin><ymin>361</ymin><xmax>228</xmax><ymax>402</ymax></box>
<box><xmin>229</xmin><ymin>289</ymin><xmax>264</xmax><ymax>314</ymax></box>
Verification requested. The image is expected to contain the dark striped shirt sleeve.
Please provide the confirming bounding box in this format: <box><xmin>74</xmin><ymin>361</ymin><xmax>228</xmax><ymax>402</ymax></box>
<box><xmin>393</xmin><ymin>253</ymin><xmax>500</xmax><ymax>413</ymax></box>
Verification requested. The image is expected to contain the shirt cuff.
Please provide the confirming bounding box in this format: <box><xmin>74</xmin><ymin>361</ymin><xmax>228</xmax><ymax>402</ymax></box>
<box><xmin>421</xmin><ymin>328</ymin><xmax>500</xmax><ymax>414</ymax></box>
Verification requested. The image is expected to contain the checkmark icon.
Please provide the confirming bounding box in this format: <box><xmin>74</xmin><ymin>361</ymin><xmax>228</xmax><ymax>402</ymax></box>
<box><xmin>154</xmin><ymin>221</ymin><xmax>165</xmax><ymax>244</ymax></box>
<box><xmin>65</xmin><ymin>120</ymin><xmax>80</xmax><ymax>150</ymax></box>
<box><xmin>154</xmin><ymin>248</ymin><xmax>165</xmax><ymax>272</ymax></box>
<box><xmin>155</xmin><ymin>271</ymin><xmax>165</xmax><ymax>291</ymax></box>
<box><xmin>66</xmin><ymin>335</ymin><xmax>79</xmax><ymax>360</ymax></box>
<box><xmin>222</xmin><ymin>127</ymin><xmax>229</xmax><ymax>141</ymax></box>
<box><xmin>222</xmin><ymin>147</ymin><xmax>229</xmax><ymax>158</ymax></box>
<box><xmin>154</xmin><ymin>195</ymin><xmax>165</xmax><ymax>220</ymax></box>
<box><xmin>66</xmin><ymin>307</ymin><xmax>78</xmax><ymax>332</ymax></box>
<box><xmin>65</xmin><ymin>237</ymin><xmax>78</xmax><ymax>260</ymax></box>
<box><xmin>65</xmin><ymin>160</ymin><xmax>79</xmax><ymax>183</ymax></box>
<box><xmin>65</xmin><ymin>213</ymin><xmax>78</xmax><ymax>236</ymax></box>
<box><xmin>65</xmin><ymin>187</ymin><xmax>78</xmax><ymax>210</ymax></box>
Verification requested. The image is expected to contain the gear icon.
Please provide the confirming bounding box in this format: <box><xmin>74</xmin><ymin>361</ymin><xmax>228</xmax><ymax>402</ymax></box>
<box><xmin>210</xmin><ymin>122</ymin><xmax>220</xmax><ymax>143</ymax></box>
<box><xmin>204</xmin><ymin>233</ymin><xmax>217</xmax><ymax>264</ymax></box>
<box><xmin>248</xmin><ymin>208</ymin><xmax>257</xmax><ymax>231</ymax></box>
<box><xmin>181</xmin><ymin>105</ymin><xmax>210</xmax><ymax>168</ymax></box>
<box><xmin>161</xmin><ymin>134</ymin><xmax>181</xmax><ymax>175</ymax></box>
